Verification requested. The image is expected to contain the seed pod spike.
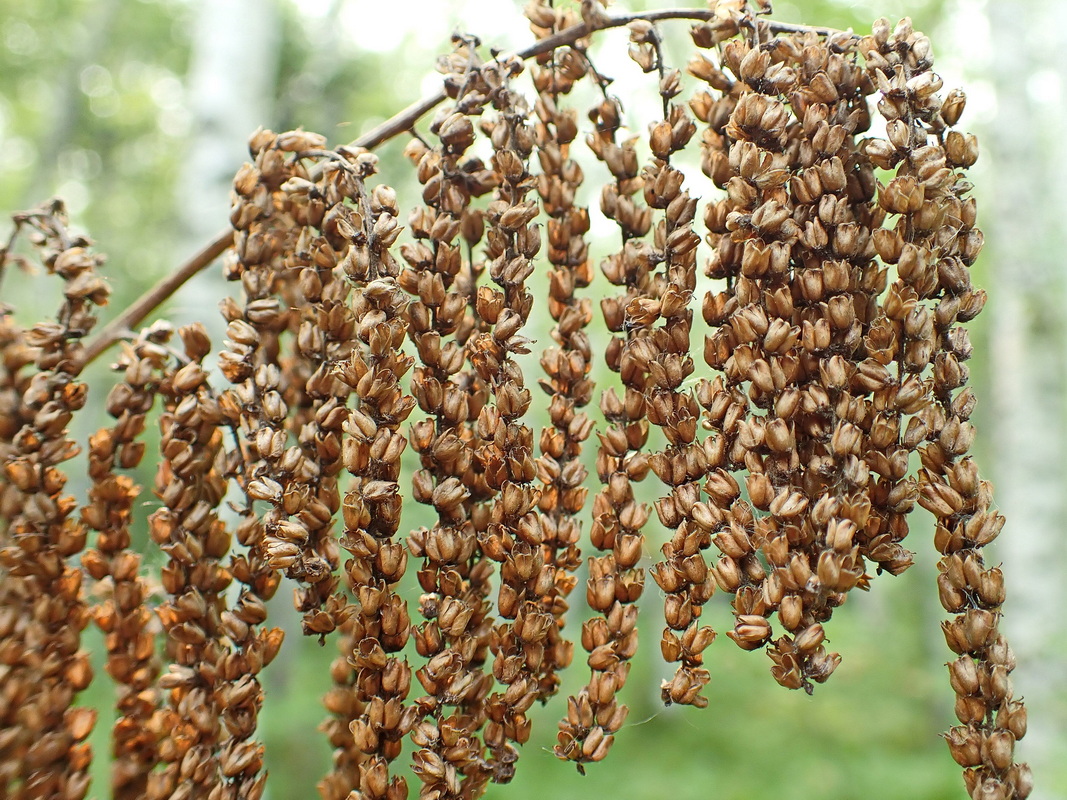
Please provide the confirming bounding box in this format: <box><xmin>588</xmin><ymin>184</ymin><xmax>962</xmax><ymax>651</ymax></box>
<box><xmin>642</xmin><ymin>75</ymin><xmax>716</xmax><ymax>707</ymax></box>
<box><xmin>325</xmin><ymin>165</ymin><xmax>416</xmax><ymax>800</ymax></box>
<box><xmin>401</xmin><ymin>35</ymin><xmax>501</xmax><ymax>799</ymax></box>
<box><xmin>0</xmin><ymin>201</ymin><xmax>106</xmax><ymax>800</ymax></box>
<box><xmin>556</xmin><ymin>36</ymin><xmax>656</xmax><ymax>769</ymax></box>
<box><xmin>530</xmin><ymin>0</ymin><xmax>594</xmax><ymax>707</ymax></box>
<box><xmin>860</xmin><ymin>21</ymin><xmax>1031</xmax><ymax>797</ymax></box>
<box><xmin>82</xmin><ymin>330</ymin><xmax>172</xmax><ymax>799</ymax></box>
<box><xmin>465</xmin><ymin>54</ymin><xmax>558</xmax><ymax>787</ymax></box>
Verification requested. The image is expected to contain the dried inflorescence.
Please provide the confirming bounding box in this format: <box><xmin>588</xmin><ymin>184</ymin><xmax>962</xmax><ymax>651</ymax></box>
<box><xmin>0</xmin><ymin>4</ymin><xmax>1032</xmax><ymax>800</ymax></box>
<box><xmin>148</xmin><ymin>322</ymin><xmax>280</xmax><ymax>800</ymax></box>
<box><xmin>400</xmin><ymin>34</ymin><xmax>503</xmax><ymax>800</ymax></box>
<box><xmin>470</xmin><ymin>54</ymin><xmax>552</xmax><ymax>785</ymax></box>
<box><xmin>326</xmin><ymin>154</ymin><xmax>418</xmax><ymax>800</ymax></box>
<box><xmin>223</xmin><ymin>129</ymin><xmax>348</xmax><ymax>640</ymax></box>
<box><xmin>555</xmin><ymin>43</ymin><xmax>656</xmax><ymax>774</ymax></box>
<box><xmin>527</xmin><ymin>0</ymin><xmax>592</xmax><ymax>708</ymax></box>
<box><xmin>859</xmin><ymin>20</ymin><xmax>1031</xmax><ymax>800</ymax></box>
<box><xmin>0</xmin><ymin>202</ymin><xmax>105</xmax><ymax>800</ymax></box>
<box><xmin>629</xmin><ymin>21</ymin><xmax>717</xmax><ymax>712</ymax></box>
<box><xmin>81</xmin><ymin>329</ymin><xmax>169</xmax><ymax>799</ymax></box>
<box><xmin>694</xmin><ymin>20</ymin><xmax>882</xmax><ymax>696</ymax></box>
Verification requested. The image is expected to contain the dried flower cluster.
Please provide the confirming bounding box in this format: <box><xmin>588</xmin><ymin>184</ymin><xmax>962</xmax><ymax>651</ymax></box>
<box><xmin>82</xmin><ymin>329</ymin><xmax>166</xmax><ymax>799</ymax></box>
<box><xmin>0</xmin><ymin>3</ymin><xmax>1031</xmax><ymax>800</ymax></box>
<box><xmin>0</xmin><ymin>203</ymin><xmax>102</xmax><ymax>800</ymax></box>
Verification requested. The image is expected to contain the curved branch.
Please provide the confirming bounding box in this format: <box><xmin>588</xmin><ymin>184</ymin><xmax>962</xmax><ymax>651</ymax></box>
<box><xmin>77</xmin><ymin>227</ymin><xmax>235</xmax><ymax>371</ymax></box>
<box><xmin>77</xmin><ymin>8</ymin><xmax>853</xmax><ymax>370</ymax></box>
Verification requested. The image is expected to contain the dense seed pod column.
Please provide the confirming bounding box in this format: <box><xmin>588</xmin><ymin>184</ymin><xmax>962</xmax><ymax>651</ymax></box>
<box><xmin>689</xmin><ymin>12</ymin><xmax>779</xmax><ymax>679</ymax></box>
<box><xmin>695</xmin><ymin>23</ymin><xmax>886</xmax><ymax>692</ymax></box>
<box><xmin>696</xmin><ymin>31</ymin><xmax>806</xmax><ymax>682</ymax></box>
<box><xmin>401</xmin><ymin>38</ymin><xmax>500</xmax><ymax>800</ymax></box>
<box><xmin>743</xmin><ymin>31</ymin><xmax>881</xmax><ymax>690</ymax></box>
<box><xmin>0</xmin><ymin>306</ymin><xmax>35</xmax><ymax>791</ymax></box>
<box><xmin>556</xmin><ymin>66</ymin><xmax>656</xmax><ymax>772</ymax></box>
<box><xmin>0</xmin><ymin>204</ymin><xmax>104</xmax><ymax>800</ymax></box>
<box><xmin>859</xmin><ymin>18</ymin><xmax>1032</xmax><ymax>800</ymax></box>
<box><xmin>768</xmin><ymin>31</ymin><xmax>884</xmax><ymax>689</ymax></box>
<box><xmin>0</xmin><ymin>278</ymin><xmax>34</xmax><ymax>530</ymax></box>
<box><xmin>81</xmin><ymin>331</ymin><xmax>168</xmax><ymax>800</ymax></box>
<box><xmin>148</xmin><ymin>328</ymin><xmax>267</xmax><ymax>800</ymax></box>
<box><xmin>527</xmin><ymin>0</ymin><xmax>594</xmax><ymax>705</ymax></box>
<box><xmin>251</xmin><ymin>150</ymin><xmax>372</xmax><ymax>796</ymax></box>
<box><xmin>276</xmin><ymin>149</ymin><xmax>383</xmax><ymax>644</ymax></box>
<box><xmin>0</xmin><ymin>308</ymin><xmax>34</xmax><ymax>789</ymax></box>
<box><xmin>195</xmin><ymin>324</ymin><xmax>286</xmax><ymax>800</ymax></box>
<box><xmin>468</xmin><ymin>56</ymin><xmax>555</xmax><ymax>785</ymax></box>
<box><xmin>222</xmin><ymin>131</ymin><xmax>346</xmax><ymax>640</ymax></box>
<box><xmin>217</xmin><ymin>511</ymin><xmax>284</xmax><ymax>800</ymax></box>
<box><xmin>626</xmin><ymin>20</ymin><xmax>719</xmax><ymax>709</ymax></box>
<box><xmin>321</xmin><ymin>158</ymin><xmax>417</xmax><ymax>800</ymax></box>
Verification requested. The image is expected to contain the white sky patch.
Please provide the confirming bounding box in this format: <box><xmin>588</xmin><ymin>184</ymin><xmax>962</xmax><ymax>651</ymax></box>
<box><xmin>56</xmin><ymin>178</ymin><xmax>90</xmax><ymax>216</ymax></box>
<box><xmin>936</xmin><ymin>0</ymin><xmax>997</xmax><ymax>126</ymax></box>
<box><xmin>338</xmin><ymin>0</ymin><xmax>450</xmax><ymax>53</ymax></box>
<box><xmin>292</xmin><ymin>0</ymin><xmax>334</xmax><ymax>16</ymax></box>
<box><xmin>948</xmin><ymin>0</ymin><xmax>991</xmax><ymax>52</ymax></box>
<box><xmin>1026</xmin><ymin>68</ymin><xmax>1062</xmax><ymax>107</ymax></box>
<box><xmin>296</xmin><ymin>0</ymin><xmax>527</xmax><ymax>54</ymax></box>
<box><xmin>963</xmin><ymin>77</ymin><xmax>997</xmax><ymax>126</ymax></box>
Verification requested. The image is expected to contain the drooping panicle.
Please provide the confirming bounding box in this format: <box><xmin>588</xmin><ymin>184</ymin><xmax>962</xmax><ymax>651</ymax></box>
<box><xmin>527</xmin><ymin>0</ymin><xmax>594</xmax><ymax>706</ymax></box>
<box><xmin>860</xmin><ymin>18</ymin><xmax>1031</xmax><ymax>800</ymax></box>
<box><xmin>556</xmin><ymin>25</ymin><xmax>658</xmax><ymax>770</ymax></box>
<box><xmin>464</xmin><ymin>53</ymin><xmax>555</xmax><ymax>786</ymax></box>
<box><xmin>0</xmin><ymin>6</ymin><xmax>1032</xmax><ymax>799</ymax></box>
<box><xmin>82</xmin><ymin>329</ymin><xmax>169</xmax><ymax>799</ymax></box>
<box><xmin>633</xmin><ymin>20</ymin><xmax>718</xmax><ymax>710</ymax></box>
<box><xmin>0</xmin><ymin>201</ymin><xmax>106</xmax><ymax>800</ymax></box>
<box><xmin>223</xmin><ymin>130</ymin><xmax>357</xmax><ymax>646</ymax></box>
<box><xmin>400</xmin><ymin>34</ymin><xmax>500</xmax><ymax>800</ymax></box>
<box><xmin>149</xmin><ymin>322</ymin><xmax>283</xmax><ymax>800</ymax></box>
<box><xmin>320</xmin><ymin>153</ymin><xmax>418</xmax><ymax>800</ymax></box>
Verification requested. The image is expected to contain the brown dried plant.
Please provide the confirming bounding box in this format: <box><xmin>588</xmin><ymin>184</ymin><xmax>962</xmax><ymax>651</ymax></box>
<box><xmin>0</xmin><ymin>3</ymin><xmax>1032</xmax><ymax>800</ymax></box>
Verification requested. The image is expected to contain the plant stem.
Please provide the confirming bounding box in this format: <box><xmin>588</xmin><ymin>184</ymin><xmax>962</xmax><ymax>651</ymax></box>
<box><xmin>77</xmin><ymin>227</ymin><xmax>235</xmax><ymax>370</ymax></box>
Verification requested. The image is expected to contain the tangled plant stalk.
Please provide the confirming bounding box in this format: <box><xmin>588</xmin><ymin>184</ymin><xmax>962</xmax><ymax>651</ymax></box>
<box><xmin>0</xmin><ymin>2</ymin><xmax>1033</xmax><ymax>799</ymax></box>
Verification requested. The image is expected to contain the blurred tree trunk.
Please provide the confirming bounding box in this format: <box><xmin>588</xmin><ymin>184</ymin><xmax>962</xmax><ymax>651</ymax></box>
<box><xmin>276</xmin><ymin>0</ymin><xmax>348</xmax><ymax>134</ymax></box>
<box><xmin>985</xmin><ymin>0</ymin><xmax>1067</xmax><ymax>790</ymax></box>
<box><xmin>176</xmin><ymin>0</ymin><xmax>281</xmax><ymax>242</ymax></box>
<box><xmin>171</xmin><ymin>0</ymin><xmax>281</xmax><ymax>347</ymax></box>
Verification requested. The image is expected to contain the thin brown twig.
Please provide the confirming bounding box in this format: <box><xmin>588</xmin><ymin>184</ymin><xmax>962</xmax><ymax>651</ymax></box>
<box><xmin>75</xmin><ymin>8</ymin><xmax>853</xmax><ymax>371</ymax></box>
<box><xmin>77</xmin><ymin>227</ymin><xmax>235</xmax><ymax>370</ymax></box>
<box><xmin>0</xmin><ymin>219</ymin><xmax>22</xmax><ymax>299</ymax></box>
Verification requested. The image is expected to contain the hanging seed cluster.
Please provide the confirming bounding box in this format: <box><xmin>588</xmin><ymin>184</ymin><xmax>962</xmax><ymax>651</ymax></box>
<box><xmin>81</xmin><ymin>328</ymin><xmax>168</xmax><ymax>800</ymax></box>
<box><xmin>527</xmin><ymin>6</ymin><xmax>591</xmax><ymax>710</ymax></box>
<box><xmin>0</xmin><ymin>203</ymin><xmax>102</xmax><ymax>800</ymax></box>
<box><xmin>0</xmin><ymin>3</ymin><xmax>1031</xmax><ymax>800</ymax></box>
